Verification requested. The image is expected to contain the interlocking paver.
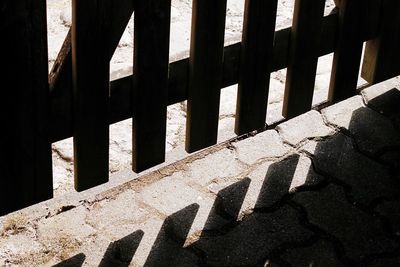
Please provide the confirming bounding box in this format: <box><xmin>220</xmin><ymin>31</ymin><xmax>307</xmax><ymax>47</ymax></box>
<box><xmin>183</xmin><ymin>148</ymin><xmax>246</xmax><ymax>187</ymax></box>
<box><xmin>292</xmin><ymin>184</ymin><xmax>398</xmax><ymax>262</ymax></box>
<box><xmin>281</xmin><ymin>239</ymin><xmax>343</xmax><ymax>267</ymax></box>
<box><xmin>189</xmin><ymin>205</ymin><xmax>313</xmax><ymax>266</ymax></box>
<box><xmin>361</xmin><ymin>78</ymin><xmax>400</xmax><ymax>120</ymax></box>
<box><xmin>368</xmin><ymin>256</ymin><xmax>400</xmax><ymax>267</ymax></box>
<box><xmin>276</xmin><ymin>110</ymin><xmax>335</xmax><ymax>146</ymax></box>
<box><xmin>322</xmin><ymin>96</ymin><xmax>400</xmax><ymax>155</ymax></box>
<box><xmin>233</xmin><ymin>130</ymin><xmax>290</xmax><ymax>165</ymax></box>
<box><xmin>301</xmin><ymin>134</ymin><xmax>400</xmax><ymax>206</ymax></box>
<box><xmin>139</xmin><ymin>176</ymin><xmax>230</xmax><ymax>239</ymax></box>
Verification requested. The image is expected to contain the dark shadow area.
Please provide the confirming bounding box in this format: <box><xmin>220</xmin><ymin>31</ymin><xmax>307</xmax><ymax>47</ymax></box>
<box><xmin>367</xmin><ymin>88</ymin><xmax>400</xmax><ymax>119</ymax></box>
<box><xmin>52</xmin><ymin>253</ymin><xmax>86</xmax><ymax>267</ymax></box>
<box><xmin>255</xmin><ymin>154</ymin><xmax>300</xmax><ymax>209</ymax></box>
<box><xmin>99</xmin><ymin>230</ymin><xmax>144</xmax><ymax>267</ymax></box>
<box><xmin>143</xmin><ymin>204</ymin><xmax>199</xmax><ymax>267</ymax></box>
<box><xmin>201</xmin><ymin>178</ymin><xmax>251</xmax><ymax>234</ymax></box>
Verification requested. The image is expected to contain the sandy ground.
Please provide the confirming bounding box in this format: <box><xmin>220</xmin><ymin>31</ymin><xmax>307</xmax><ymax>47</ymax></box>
<box><xmin>48</xmin><ymin>0</ymin><xmax>347</xmax><ymax>195</ymax></box>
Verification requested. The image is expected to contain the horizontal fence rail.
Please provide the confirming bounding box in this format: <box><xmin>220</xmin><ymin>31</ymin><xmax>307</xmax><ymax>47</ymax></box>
<box><xmin>2</xmin><ymin>0</ymin><xmax>400</xmax><ymax>215</ymax></box>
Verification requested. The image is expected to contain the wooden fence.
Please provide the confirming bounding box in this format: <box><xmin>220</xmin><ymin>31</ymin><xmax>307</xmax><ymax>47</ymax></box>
<box><xmin>2</xmin><ymin>0</ymin><xmax>400</xmax><ymax>215</ymax></box>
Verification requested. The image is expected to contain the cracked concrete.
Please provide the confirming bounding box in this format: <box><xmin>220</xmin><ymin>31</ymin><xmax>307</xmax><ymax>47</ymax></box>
<box><xmin>1</xmin><ymin>77</ymin><xmax>400</xmax><ymax>266</ymax></box>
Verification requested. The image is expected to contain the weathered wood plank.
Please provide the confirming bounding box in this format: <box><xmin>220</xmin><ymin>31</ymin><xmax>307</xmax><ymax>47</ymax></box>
<box><xmin>132</xmin><ymin>0</ymin><xmax>171</xmax><ymax>172</ymax></box>
<box><xmin>234</xmin><ymin>0</ymin><xmax>278</xmax><ymax>135</ymax></box>
<box><xmin>185</xmin><ymin>0</ymin><xmax>227</xmax><ymax>153</ymax></box>
<box><xmin>361</xmin><ymin>0</ymin><xmax>400</xmax><ymax>83</ymax></box>
<box><xmin>72</xmin><ymin>0</ymin><xmax>111</xmax><ymax>190</ymax></box>
<box><xmin>282</xmin><ymin>0</ymin><xmax>325</xmax><ymax>119</ymax></box>
<box><xmin>1</xmin><ymin>0</ymin><xmax>53</xmax><ymax>215</ymax></box>
<box><xmin>51</xmin><ymin>13</ymin><xmax>339</xmax><ymax>143</ymax></box>
<box><xmin>328</xmin><ymin>0</ymin><xmax>364</xmax><ymax>103</ymax></box>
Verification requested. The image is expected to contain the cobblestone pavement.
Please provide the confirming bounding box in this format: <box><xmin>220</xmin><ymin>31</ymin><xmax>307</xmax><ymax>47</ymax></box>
<box><xmin>0</xmin><ymin>77</ymin><xmax>399</xmax><ymax>266</ymax></box>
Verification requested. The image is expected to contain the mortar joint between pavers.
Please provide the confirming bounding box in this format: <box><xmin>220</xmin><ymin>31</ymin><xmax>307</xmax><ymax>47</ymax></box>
<box><xmin>286</xmin><ymin>199</ymin><xmax>356</xmax><ymax>266</ymax></box>
<box><xmin>319</xmin><ymin>110</ymin><xmax>347</xmax><ymax>134</ymax></box>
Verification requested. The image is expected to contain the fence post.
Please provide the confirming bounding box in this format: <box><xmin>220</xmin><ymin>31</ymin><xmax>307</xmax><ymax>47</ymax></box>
<box><xmin>186</xmin><ymin>0</ymin><xmax>227</xmax><ymax>153</ymax></box>
<box><xmin>1</xmin><ymin>0</ymin><xmax>53</xmax><ymax>215</ymax></box>
<box><xmin>328</xmin><ymin>0</ymin><xmax>364</xmax><ymax>103</ymax></box>
<box><xmin>361</xmin><ymin>0</ymin><xmax>400</xmax><ymax>84</ymax></box>
<box><xmin>234</xmin><ymin>0</ymin><xmax>278</xmax><ymax>135</ymax></box>
<box><xmin>132</xmin><ymin>0</ymin><xmax>171</xmax><ymax>172</ymax></box>
<box><xmin>282</xmin><ymin>0</ymin><xmax>325</xmax><ymax>119</ymax></box>
<box><xmin>72</xmin><ymin>0</ymin><xmax>111</xmax><ymax>190</ymax></box>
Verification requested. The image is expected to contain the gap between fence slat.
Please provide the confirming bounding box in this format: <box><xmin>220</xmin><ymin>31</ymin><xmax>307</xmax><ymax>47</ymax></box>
<box><xmin>51</xmin><ymin>13</ymin><xmax>342</xmax><ymax>143</ymax></box>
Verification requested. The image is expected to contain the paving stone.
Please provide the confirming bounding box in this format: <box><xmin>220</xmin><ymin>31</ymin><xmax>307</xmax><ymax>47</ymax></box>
<box><xmin>368</xmin><ymin>256</ymin><xmax>400</xmax><ymax>267</ymax></box>
<box><xmin>233</xmin><ymin>130</ymin><xmax>290</xmax><ymax>165</ymax></box>
<box><xmin>188</xmin><ymin>205</ymin><xmax>313</xmax><ymax>266</ymax></box>
<box><xmin>281</xmin><ymin>239</ymin><xmax>343</xmax><ymax>267</ymax></box>
<box><xmin>361</xmin><ymin>78</ymin><xmax>400</xmax><ymax>119</ymax></box>
<box><xmin>139</xmin><ymin>177</ymin><xmax>229</xmax><ymax>239</ymax></box>
<box><xmin>276</xmin><ymin>110</ymin><xmax>335</xmax><ymax>146</ymax></box>
<box><xmin>380</xmin><ymin>150</ymin><xmax>400</xmax><ymax>172</ymax></box>
<box><xmin>254</xmin><ymin>154</ymin><xmax>324</xmax><ymax>209</ymax></box>
<box><xmin>300</xmin><ymin>134</ymin><xmax>400</xmax><ymax>206</ymax></box>
<box><xmin>376</xmin><ymin>199</ymin><xmax>400</xmax><ymax>237</ymax></box>
<box><xmin>322</xmin><ymin>96</ymin><xmax>400</xmax><ymax>155</ymax></box>
<box><xmin>35</xmin><ymin>206</ymin><xmax>97</xmax><ymax>263</ymax></box>
<box><xmin>292</xmin><ymin>184</ymin><xmax>398</xmax><ymax>262</ymax></box>
<box><xmin>85</xmin><ymin>190</ymin><xmax>149</xmax><ymax>234</ymax></box>
<box><xmin>139</xmin><ymin>206</ymin><xmax>201</xmax><ymax>267</ymax></box>
<box><xmin>208</xmin><ymin>154</ymin><xmax>324</xmax><ymax>217</ymax></box>
<box><xmin>0</xmin><ymin>234</ymin><xmax>48</xmax><ymax>266</ymax></box>
<box><xmin>183</xmin><ymin>148</ymin><xmax>246</xmax><ymax>187</ymax></box>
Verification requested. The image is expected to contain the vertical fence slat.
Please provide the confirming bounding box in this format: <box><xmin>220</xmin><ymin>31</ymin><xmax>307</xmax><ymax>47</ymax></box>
<box><xmin>282</xmin><ymin>0</ymin><xmax>325</xmax><ymax>119</ymax></box>
<box><xmin>185</xmin><ymin>0</ymin><xmax>227</xmax><ymax>153</ymax></box>
<box><xmin>49</xmin><ymin>0</ymin><xmax>134</xmax><ymax>142</ymax></box>
<box><xmin>1</xmin><ymin>0</ymin><xmax>53</xmax><ymax>215</ymax></box>
<box><xmin>72</xmin><ymin>0</ymin><xmax>110</xmax><ymax>191</ymax></box>
<box><xmin>328</xmin><ymin>0</ymin><xmax>364</xmax><ymax>103</ymax></box>
<box><xmin>132</xmin><ymin>0</ymin><xmax>171</xmax><ymax>172</ymax></box>
<box><xmin>361</xmin><ymin>0</ymin><xmax>400</xmax><ymax>84</ymax></box>
<box><xmin>234</xmin><ymin>0</ymin><xmax>278</xmax><ymax>135</ymax></box>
